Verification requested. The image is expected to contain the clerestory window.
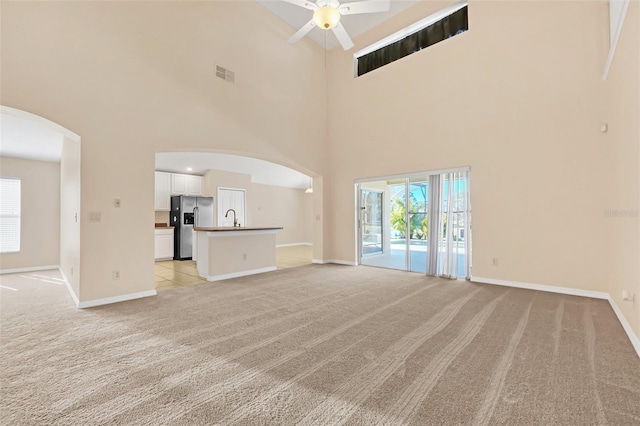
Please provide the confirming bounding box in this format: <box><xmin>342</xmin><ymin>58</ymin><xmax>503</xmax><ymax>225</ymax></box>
<box><xmin>355</xmin><ymin>1</ymin><xmax>468</xmax><ymax>77</ymax></box>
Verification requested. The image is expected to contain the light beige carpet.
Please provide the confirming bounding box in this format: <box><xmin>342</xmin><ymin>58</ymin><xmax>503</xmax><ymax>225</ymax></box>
<box><xmin>1</xmin><ymin>265</ymin><xmax>639</xmax><ymax>425</ymax></box>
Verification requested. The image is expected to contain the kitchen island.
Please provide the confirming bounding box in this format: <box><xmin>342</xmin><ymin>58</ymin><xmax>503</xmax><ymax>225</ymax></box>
<box><xmin>193</xmin><ymin>226</ymin><xmax>283</xmax><ymax>281</ymax></box>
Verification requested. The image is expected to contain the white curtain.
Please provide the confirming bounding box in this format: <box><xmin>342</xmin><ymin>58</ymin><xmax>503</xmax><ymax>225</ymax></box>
<box><xmin>426</xmin><ymin>171</ymin><xmax>471</xmax><ymax>279</ymax></box>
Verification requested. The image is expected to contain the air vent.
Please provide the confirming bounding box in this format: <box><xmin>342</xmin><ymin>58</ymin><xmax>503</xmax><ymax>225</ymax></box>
<box><xmin>215</xmin><ymin>65</ymin><xmax>235</xmax><ymax>83</ymax></box>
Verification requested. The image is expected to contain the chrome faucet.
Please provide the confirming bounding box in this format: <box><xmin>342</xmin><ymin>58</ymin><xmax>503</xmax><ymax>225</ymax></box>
<box><xmin>224</xmin><ymin>209</ymin><xmax>238</xmax><ymax>227</ymax></box>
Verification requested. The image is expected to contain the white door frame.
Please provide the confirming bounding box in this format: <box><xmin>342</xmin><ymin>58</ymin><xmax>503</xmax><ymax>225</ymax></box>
<box><xmin>217</xmin><ymin>187</ymin><xmax>247</xmax><ymax>227</ymax></box>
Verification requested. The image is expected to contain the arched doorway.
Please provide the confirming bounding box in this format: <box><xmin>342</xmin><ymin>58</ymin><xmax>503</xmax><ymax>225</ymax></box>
<box><xmin>0</xmin><ymin>106</ymin><xmax>81</xmax><ymax>305</ymax></box>
<box><xmin>152</xmin><ymin>151</ymin><xmax>322</xmax><ymax>291</ymax></box>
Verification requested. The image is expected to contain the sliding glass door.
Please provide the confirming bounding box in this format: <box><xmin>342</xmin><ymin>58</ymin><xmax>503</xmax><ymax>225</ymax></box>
<box><xmin>409</xmin><ymin>177</ymin><xmax>428</xmax><ymax>273</ymax></box>
<box><xmin>357</xmin><ymin>169</ymin><xmax>471</xmax><ymax>279</ymax></box>
<box><xmin>360</xmin><ymin>189</ymin><xmax>383</xmax><ymax>256</ymax></box>
<box><xmin>359</xmin><ymin>180</ymin><xmax>406</xmax><ymax>270</ymax></box>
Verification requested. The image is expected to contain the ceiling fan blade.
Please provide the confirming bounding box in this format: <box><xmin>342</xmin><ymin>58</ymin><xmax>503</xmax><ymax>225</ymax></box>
<box><xmin>281</xmin><ymin>0</ymin><xmax>318</xmax><ymax>11</ymax></box>
<box><xmin>338</xmin><ymin>0</ymin><xmax>390</xmax><ymax>15</ymax></box>
<box><xmin>288</xmin><ymin>19</ymin><xmax>317</xmax><ymax>44</ymax></box>
<box><xmin>332</xmin><ymin>21</ymin><xmax>354</xmax><ymax>50</ymax></box>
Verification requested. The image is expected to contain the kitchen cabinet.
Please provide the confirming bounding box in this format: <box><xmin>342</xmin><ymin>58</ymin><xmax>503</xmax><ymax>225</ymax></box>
<box><xmin>155</xmin><ymin>228</ymin><xmax>174</xmax><ymax>260</ymax></box>
<box><xmin>156</xmin><ymin>172</ymin><xmax>204</xmax><ymax>210</ymax></box>
<box><xmin>171</xmin><ymin>174</ymin><xmax>187</xmax><ymax>195</ymax></box>
<box><xmin>170</xmin><ymin>173</ymin><xmax>203</xmax><ymax>196</ymax></box>
<box><xmin>186</xmin><ymin>175</ymin><xmax>203</xmax><ymax>196</ymax></box>
<box><xmin>155</xmin><ymin>172</ymin><xmax>171</xmax><ymax>211</ymax></box>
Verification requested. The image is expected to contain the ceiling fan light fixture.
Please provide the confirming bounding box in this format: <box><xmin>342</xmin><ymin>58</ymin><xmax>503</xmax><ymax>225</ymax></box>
<box><xmin>313</xmin><ymin>6</ymin><xmax>341</xmax><ymax>30</ymax></box>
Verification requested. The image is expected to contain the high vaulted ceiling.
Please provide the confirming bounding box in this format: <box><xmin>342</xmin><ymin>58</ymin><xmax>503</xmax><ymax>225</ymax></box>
<box><xmin>258</xmin><ymin>0</ymin><xmax>419</xmax><ymax>50</ymax></box>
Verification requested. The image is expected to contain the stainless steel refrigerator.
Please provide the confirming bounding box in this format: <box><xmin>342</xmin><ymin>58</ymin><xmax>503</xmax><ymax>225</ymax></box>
<box><xmin>170</xmin><ymin>195</ymin><xmax>214</xmax><ymax>260</ymax></box>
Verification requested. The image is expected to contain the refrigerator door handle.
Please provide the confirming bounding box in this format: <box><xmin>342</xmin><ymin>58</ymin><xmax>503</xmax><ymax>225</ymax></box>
<box><xmin>193</xmin><ymin>206</ymin><xmax>199</xmax><ymax>227</ymax></box>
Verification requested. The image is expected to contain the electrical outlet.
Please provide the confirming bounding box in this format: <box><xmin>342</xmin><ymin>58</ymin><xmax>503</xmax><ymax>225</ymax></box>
<box><xmin>112</xmin><ymin>270</ymin><xmax>120</xmax><ymax>280</ymax></box>
<box><xmin>492</xmin><ymin>258</ymin><xmax>499</xmax><ymax>266</ymax></box>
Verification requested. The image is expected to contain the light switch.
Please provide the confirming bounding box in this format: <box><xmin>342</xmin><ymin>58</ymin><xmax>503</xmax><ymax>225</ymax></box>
<box><xmin>89</xmin><ymin>211</ymin><xmax>102</xmax><ymax>222</ymax></box>
<box><xmin>114</xmin><ymin>198</ymin><xmax>121</xmax><ymax>208</ymax></box>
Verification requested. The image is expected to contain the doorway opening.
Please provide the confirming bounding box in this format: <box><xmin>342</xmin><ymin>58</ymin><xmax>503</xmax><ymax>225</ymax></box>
<box><xmin>0</xmin><ymin>106</ymin><xmax>82</xmax><ymax>305</ymax></box>
<box><xmin>357</xmin><ymin>168</ymin><xmax>471</xmax><ymax>279</ymax></box>
<box><xmin>153</xmin><ymin>152</ymin><xmax>317</xmax><ymax>291</ymax></box>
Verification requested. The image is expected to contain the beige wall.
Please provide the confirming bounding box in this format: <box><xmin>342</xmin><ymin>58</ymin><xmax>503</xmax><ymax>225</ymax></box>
<box><xmin>203</xmin><ymin>169</ymin><xmax>252</xmax><ymax>226</ymax></box>
<box><xmin>251</xmin><ymin>183</ymin><xmax>313</xmax><ymax>246</ymax></box>
<box><xmin>60</xmin><ymin>137</ymin><xmax>81</xmax><ymax>298</ymax></box>
<box><xmin>312</xmin><ymin>176</ymin><xmax>325</xmax><ymax>262</ymax></box>
<box><xmin>604</xmin><ymin>1</ymin><xmax>640</xmax><ymax>337</ymax></box>
<box><xmin>0</xmin><ymin>156</ymin><xmax>60</xmax><ymax>270</ymax></box>
<box><xmin>1</xmin><ymin>0</ymin><xmax>637</xmax><ymax>339</ymax></box>
<box><xmin>154</xmin><ymin>210</ymin><xmax>170</xmax><ymax>225</ymax></box>
<box><xmin>203</xmin><ymin>169</ymin><xmax>313</xmax><ymax>245</ymax></box>
<box><xmin>1</xmin><ymin>1</ymin><xmax>327</xmax><ymax>302</ymax></box>
<box><xmin>326</xmin><ymin>1</ymin><xmax>610</xmax><ymax>294</ymax></box>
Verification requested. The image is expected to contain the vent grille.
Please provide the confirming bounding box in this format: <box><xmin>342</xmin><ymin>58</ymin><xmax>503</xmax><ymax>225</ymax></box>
<box><xmin>216</xmin><ymin>65</ymin><xmax>235</xmax><ymax>83</ymax></box>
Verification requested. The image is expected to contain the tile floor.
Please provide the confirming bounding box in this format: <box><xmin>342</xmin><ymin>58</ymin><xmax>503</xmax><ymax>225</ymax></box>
<box><xmin>155</xmin><ymin>244</ymin><xmax>313</xmax><ymax>291</ymax></box>
<box><xmin>275</xmin><ymin>244</ymin><xmax>313</xmax><ymax>270</ymax></box>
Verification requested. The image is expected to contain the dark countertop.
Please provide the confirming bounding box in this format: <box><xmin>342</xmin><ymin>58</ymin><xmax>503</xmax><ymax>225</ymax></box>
<box><xmin>194</xmin><ymin>226</ymin><xmax>283</xmax><ymax>232</ymax></box>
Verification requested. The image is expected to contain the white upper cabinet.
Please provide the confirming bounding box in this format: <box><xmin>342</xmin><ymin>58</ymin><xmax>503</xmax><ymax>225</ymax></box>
<box><xmin>186</xmin><ymin>175</ymin><xmax>203</xmax><ymax>196</ymax></box>
<box><xmin>171</xmin><ymin>173</ymin><xmax>203</xmax><ymax>196</ymax></box>
<box><xmin>156</xmin><ymin>172</ymin><xmax>204</xmax><ymax>209</ymax></box>
<box><xmin>171</xmin><ymin>174</ymin><xmax>187</xmax><ymax>195</ymax></box>
<box><xmin>155</xmin><ymin>172</ymin><xmax>171</xmax><ymax>211</ymax></box>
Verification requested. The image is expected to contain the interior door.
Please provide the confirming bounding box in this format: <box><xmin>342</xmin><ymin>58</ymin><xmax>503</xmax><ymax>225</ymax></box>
<box><xmin>218</xmin><ymin>188</ymin><xmax>246</xmax><ymax>227</ymax></box>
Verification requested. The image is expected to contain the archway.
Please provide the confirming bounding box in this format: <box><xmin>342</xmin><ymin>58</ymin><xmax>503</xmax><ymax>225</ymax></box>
<box><xmin>0</xmin><ymin>106</ymin><xmax>81</xmax><ymax>305</ymax></box>
<box><xmin>152</xmin><ymin>150</ymin><xmax>323</xmax><ymax>290</ymax></box>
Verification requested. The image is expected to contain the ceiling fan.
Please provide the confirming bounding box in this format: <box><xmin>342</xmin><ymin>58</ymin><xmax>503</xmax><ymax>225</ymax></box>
<box><xmin>282</xmin><ymin>0</ymin><xmax>391</xmax><ymax>50</ymax></box>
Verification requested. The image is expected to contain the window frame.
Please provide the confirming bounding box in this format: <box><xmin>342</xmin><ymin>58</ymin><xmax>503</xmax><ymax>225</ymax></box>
<box><xmin>353</xmin><ymin>0</ymin><xmax>468</xmax><ymax>77</ymax></box>
<box><xmin>0</xmin><ymin>177</ymin><xmax>21</xmax><ymax>254</ymax></box>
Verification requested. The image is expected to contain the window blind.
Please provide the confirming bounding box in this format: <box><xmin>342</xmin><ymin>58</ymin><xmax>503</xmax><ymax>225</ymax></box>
<box><xmin>0</xmin><ymin>177</ymin><xmax>21</xmax><ymax>253</ymax></box>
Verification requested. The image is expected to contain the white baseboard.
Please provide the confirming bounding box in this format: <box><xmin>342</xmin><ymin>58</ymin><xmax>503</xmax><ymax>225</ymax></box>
<box><xmin>276</xmin><ymin>243</ymin><xmax>312</xmax><ymax>248</ymax></box>
<box><xmin>314</xmin><ymin>259</ymin><xmax>357</xmax><ymax>266</ymax></box>
<box><xmin>471</xmin><ymin>277</ymin><xmax>609</xmax><ymax>300</ymax></box>
<box><xmin>472</xmin><ymin>276</ymin><xmax>639</xmax><ymax>359</ymax></box>
<box><xmin>607</xmin><ymin>297</ymin><xmax>640</xmax><ymax>359</ymax></box>
<box><xmin>0</xmin><ymin>265</ymin><xmax>60</xmax><ymax>275</ymax></box>
<box><xmin>78</xmin><ymin>290</ymin><xmax>157</xmax><ymax>309</ymax></box>
<box><xmin>207</xmin><ymin>266</ymin><xmax>277</xmax><ymax>282</ymax></box>
<box><xmin>58</xmin><ymin>267</ymin><xmax>80</xmax><ymax>307</ymax></box>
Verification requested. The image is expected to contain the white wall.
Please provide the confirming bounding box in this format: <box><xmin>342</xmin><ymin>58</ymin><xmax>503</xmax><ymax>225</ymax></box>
<box><xmin>0</xmin><ymin>156</ymin><xmax>60</xmax><ymax>271</ymax></box>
